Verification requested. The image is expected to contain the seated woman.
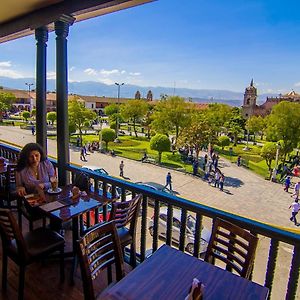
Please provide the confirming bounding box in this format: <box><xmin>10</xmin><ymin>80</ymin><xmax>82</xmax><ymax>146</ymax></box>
<box><xmin>16</xmin><ymin>143</ymin><xmax>55</xmax><ymax>197</ymax></box>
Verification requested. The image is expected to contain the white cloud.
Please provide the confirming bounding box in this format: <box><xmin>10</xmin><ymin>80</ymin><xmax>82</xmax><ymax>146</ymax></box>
<box><xmin>84</xmin><ymin>68</ymin><xmax>98</xmax><ymax>76</ymax></box>
<box><xmin>69</xmin><ymin>66</ymin><xmax>76</xmax><ymax>72</ymax></box>
<box><xmin>0</xmin><ymin>61</ymin><xmax>12</xmax><ymax>67</ymax></box>
<box><xmin>129</xmin><ymin>72</ymin><xmax>141</xmax><ymax>76</ymax></box>
<box><xmin>47</xmin><ymin>71</ymin><xmax>56</xmax><ymax>80</ymax></box>
<box><xmin>99</xmin><ymin>69</ymin><xmax>120</xmax><ymax>76</ymax></box>
<box><xmin>294</xmin><ymin>82</ymin><xmax>300</xmax><ymax>87</ymax></box>
<box><xmin>98</xmin><ymin>78</ymin><xmax>115</xmax><ymax>85</ymax></box>
<box><xmin>0</xmin><ymin>69</ymin><xmax>24</xmax><ymax>79</ymax></box>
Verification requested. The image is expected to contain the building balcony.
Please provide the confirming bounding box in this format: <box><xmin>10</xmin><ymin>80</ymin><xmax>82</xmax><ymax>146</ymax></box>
<box><xmin>0</xmin><ymin>143</ymin><xmax>299</xmax><ymax>300</ymax></box>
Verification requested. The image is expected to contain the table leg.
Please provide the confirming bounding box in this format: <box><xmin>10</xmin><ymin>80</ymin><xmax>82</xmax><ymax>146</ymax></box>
<box><xmin>70</xmin><ymin>215</ymin><xmax>79</xmax><ymax>285</ymax></box>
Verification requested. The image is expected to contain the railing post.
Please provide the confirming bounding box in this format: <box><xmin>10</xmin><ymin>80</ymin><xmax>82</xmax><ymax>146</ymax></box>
<box><xmin>264</xmin><ymin>239</ymin><xmax>279</xmax><ymax>299</ymax></box>
<box><xmin>286</xmin><ymin>244</ymin><xmax>300</xmax><ymax>300</ymax></box>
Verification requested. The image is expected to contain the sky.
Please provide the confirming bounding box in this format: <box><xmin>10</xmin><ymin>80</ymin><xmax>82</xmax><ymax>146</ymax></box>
<box><xmin>1</xmin><ymin>0</ymin><xmax>300</xmax><ymax>94</ymax></box>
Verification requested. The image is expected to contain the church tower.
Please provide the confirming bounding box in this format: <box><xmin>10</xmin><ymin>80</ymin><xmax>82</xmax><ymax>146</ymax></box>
<box><xmin>242</xmin><ymin>79</ymin><xmax>257</xmax><ymax>119</ymax></box>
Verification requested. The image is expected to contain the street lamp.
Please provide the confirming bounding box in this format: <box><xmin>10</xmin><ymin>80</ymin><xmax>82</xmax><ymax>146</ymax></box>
<box><xmin>114</xmin><ymin>82</ymin><xmax>124</xmax><ymax>143</ymax></box>
<box><xmin>25</xmin><ymin>82</ymin><xmax>34</xmax><ymax>98</ymax></box>
<box><xmin>25</xmin><ymin>83</ymin><xmax>34</xmax><ymax>111</ymax></box>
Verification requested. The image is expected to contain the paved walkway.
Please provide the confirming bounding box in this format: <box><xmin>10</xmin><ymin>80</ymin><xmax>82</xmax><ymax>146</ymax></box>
<box><xmin>0</xmin><ymin>125</ymin><xmax>298</xmax><ymax>229</ymax></box>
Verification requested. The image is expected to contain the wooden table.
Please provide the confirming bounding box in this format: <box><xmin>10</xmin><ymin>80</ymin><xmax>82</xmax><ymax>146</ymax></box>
<box><xmin>24</xmin><ymin>185</ymin><xmax>112</xmax><ymax>282</ymax></box>
<box><xmin>101</xmin><ymin>245</ymin><xmax>269</xmax><ymax>300</ymax></box>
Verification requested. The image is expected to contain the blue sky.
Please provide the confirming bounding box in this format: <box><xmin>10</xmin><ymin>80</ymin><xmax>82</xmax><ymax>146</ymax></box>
<box><xmin>1</xmin><ymin>0</ymin><xmax>300</xmax><ymax>93</ymax></box>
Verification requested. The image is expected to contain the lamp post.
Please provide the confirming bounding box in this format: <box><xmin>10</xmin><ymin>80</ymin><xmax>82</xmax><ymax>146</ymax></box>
<box><xmin>275</xmin><ymin>142</ymin><xmax>281</xmax><ymax>170</ymax></box>
<box><xmin>114</xmin><ymin>82</ymin><xmax>124</xmax><ymax>143</ymax></box>
<box><xmin>25</xmin><ymin>82</ymin><xmax>34</xmax><ymax>111</ymax></box>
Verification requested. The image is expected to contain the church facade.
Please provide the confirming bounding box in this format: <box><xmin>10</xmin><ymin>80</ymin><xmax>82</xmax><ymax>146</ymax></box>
<box><xmin>242</xmin><ymin>80</ymin><xmax>300</xmax><ymax>118</ymax></box>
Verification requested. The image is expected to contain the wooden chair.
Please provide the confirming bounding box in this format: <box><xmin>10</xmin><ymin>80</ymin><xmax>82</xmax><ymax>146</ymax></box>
<box><xmin>109</xmin><ymin>194</ymin><xmax>142</xmax><ymax>267</ymax></box>
<box><xmin>204</xmin><ymin>218</ymin><xmax>258</xmax><ymax>279</ymax></box>
<box><xmin>0</xmin><ymin>163</ymin><xmax>17</xmax><ymax>209</ymax></box>
<box><xmin>77</xmin><ymin>220</ymin><xmax>125</xmax><ymax>300</ymax></box>
<box><xmin>0</xmin><ymin>208</ymin><xmax>65</xmax><ymax>300</ymax></box>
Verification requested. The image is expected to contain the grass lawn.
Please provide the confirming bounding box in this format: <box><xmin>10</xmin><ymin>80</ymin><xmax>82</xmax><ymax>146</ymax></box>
<box><xmin>69</xmin><ymin>134</ymin><xmax>195</xmax><ymax>173</ymax></box>
<box><xmin>215</xmin><ymin>143</ymin><xmax>275</xmax><ymax>178</ymax></box>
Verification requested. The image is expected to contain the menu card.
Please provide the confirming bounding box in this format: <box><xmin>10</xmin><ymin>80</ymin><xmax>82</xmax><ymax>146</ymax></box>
<box><xmin>40</xmin><ymin>201</ymin><xmax>66</xmax><ymax>212</ymax></box>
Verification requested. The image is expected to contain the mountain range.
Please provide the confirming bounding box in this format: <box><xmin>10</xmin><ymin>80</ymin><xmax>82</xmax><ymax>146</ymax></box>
<box><xmin>0</xmin><ymin>76</ymin><xmax>277</xmax><ymax>107</ymax></box>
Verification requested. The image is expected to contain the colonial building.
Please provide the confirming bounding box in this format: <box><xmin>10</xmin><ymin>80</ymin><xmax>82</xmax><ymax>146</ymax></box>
<box><xmin>0</xmin><ymin>89</ymin><xmax>155</xmax><ymax>115</ymax></box>
<box><xmin>242</xmin><ymin>80</ymin><xmax>300</xmax><ymax>118</ymax></box>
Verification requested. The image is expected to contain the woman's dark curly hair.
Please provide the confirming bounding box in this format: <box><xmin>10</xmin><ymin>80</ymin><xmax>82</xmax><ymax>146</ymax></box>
<box><xmin>16</xmin><ymin>143</ymin><xmax>46</xmax><ymax>171</ymax></box>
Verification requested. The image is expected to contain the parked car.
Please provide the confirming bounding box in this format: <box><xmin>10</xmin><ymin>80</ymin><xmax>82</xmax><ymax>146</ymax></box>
<box><xmin>135</xmin><ymin>182</ymin><xmax>173</xmax><ymax>206</ymax></box>
<box><xmin>148</xmin><ymin>207</ymin><xmax>211</xmax><ymax>255</ymax></box>
<box><xmin>82</xmin><ymin>165</ymin><xmax>108</xmax><ymax>176</ymax></box>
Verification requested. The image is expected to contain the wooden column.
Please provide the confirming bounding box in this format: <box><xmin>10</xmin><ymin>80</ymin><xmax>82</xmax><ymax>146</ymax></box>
<box><xmin>35</xmin><ymin>26</ymin><xmax>48</xmax><ymax>153</ymax></box>
<box><xmin>55</xmin><ymin>16</ymin><xmax>74</xmax><ymax>185</ymax></box>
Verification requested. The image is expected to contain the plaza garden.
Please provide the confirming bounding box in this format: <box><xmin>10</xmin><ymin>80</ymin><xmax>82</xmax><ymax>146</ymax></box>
<box><xmin>1</xmin><ymin>91</ymin><xmax>300</xmax><ymax>180</ymax></box>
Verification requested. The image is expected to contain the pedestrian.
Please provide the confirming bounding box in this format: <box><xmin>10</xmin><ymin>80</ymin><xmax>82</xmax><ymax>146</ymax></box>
<box><xmin>31</xmin><ymin>126</ymin><xmax>35</xmax><ymax>135</ymax></box>
<box><xmin>289</xmin><ymin>199</ymin><xmax>300</xmax><ymax>226</ymax></box>
<box><xmin>119</xmin><ymin>161</ymin><xmax>124</xmax><ymax>177</ymax></box>
<box><xmin>193</xmin><ymin>160</ymin><xmax>198</xmax><ymax>176</ymax></box>
<box><xmin>80</xmin><ymin>146</ymin><xmax>87</xmax><ymax>161</ymax></box>
<box><xmin>219</xmin><ymin>173</ymin><xmax>225</xmax><ymax>191</ymax></box>
<box><xmin>284</xmin><ymin>176</ymin><xmax>291</xmax><ymax>192</ymax></box>
<box><xmin>203</xmin><ymin>154</ymin><xmax>208</xmax><ymax>171</ymax></box>
<box><xmin>237</xmin><ymin>156</ymin><xmax>241</xmax><ymax>167</ymax></box>
<box><xmin>214</xmin><ymin>155</ymin><xmax>219</xmax><ymax>170</ymax></box>
<box><xmin>214</xmin><ymin>170</ymin><xmax>220</xmax><ymax>188</ymax></box>
<box><xmin>76</xmin><ymin>136</ymin><xmax>80</xmax><ymax>147</ymax></box>
<box><xmin>292</xmin><ymin>181</ymin><xmax>300</xmax><ymax>200</ymax></box>
<box><xmin>165</xmin><ymin>172</ymin><xmax>172</xmax><ymax>191</ymax></box>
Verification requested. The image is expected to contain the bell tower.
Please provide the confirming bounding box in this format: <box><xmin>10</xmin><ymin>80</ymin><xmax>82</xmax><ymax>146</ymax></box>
<box><xmin>242</xmin><ymin>79</ymin><xmax>257</xmax><ymax>118</ymax></box>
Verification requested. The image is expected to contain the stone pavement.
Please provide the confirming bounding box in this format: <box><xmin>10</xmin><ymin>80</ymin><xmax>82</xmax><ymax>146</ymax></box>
<box><xmin>0</xmin><ymin>125</ymin><xmax>298</xmax><ymax>230</ymax></box>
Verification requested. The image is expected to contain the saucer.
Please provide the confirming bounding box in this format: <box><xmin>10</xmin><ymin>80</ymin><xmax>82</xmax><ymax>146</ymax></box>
<box><xmin>47</xmin><ymin>187</ymin><xmax>62</xmax><ymax>194</ymax></box>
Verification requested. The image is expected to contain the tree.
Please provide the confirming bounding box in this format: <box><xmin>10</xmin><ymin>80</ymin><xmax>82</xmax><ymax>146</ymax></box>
<box><xmin>150</xmin><ymin>134</ymin><xmax>171</xmax><ymax>163</ymax></box>
<box><xmin>69</xmin><ymin>122</ymin><xmax>77</xmax><ymax>137</ymax></box>
<box><xmin>151</xmin><ymin>96</ymin><xmax>191</xmax><ymax>145</ymax></box>
<box><xmin>120</xmin><ymin>99</ymin><xmax>148</xmax><ymax>137</ymax></box>
<box><xmin>225</xmin><ymin>108</ymin><xmax>245</xmax><ymax>146</ymax></box>
<box><xmin>266</xmin><ymin>101</ymin><xmax>300</xmax><ymax>162</ymax></box>
<box><xmin>0</xmin><ymin>92</ymin><xmax>15</xmax><ymax>121</ymax></box>
<box><xmin>47</xmin><ymin>111</ymin><xmax>57</xmax><ymax>125</ymax></box>
<box><xmin>178</xmin><ymin>112</ymin><xmax>214</xmax><ymax>161</ymax></box>
<box><xmin>31</xmin><ymin>108</ymin><xmax>36</xmax><ymax>118</ymax></box>
<box><xmin>260</xmin><ymin>142</ymin><xmax>277</xmax><ymax>173</ymax></box>
<box><xmin>246</xmin><ymin>116</ymin><xmax>264</xmax><ymax>142</ymax></box>
<box><xmin>218</xmin><ymin>135</ymin><xmax>230</xmax><ymax>150</ymax></box>
<box><xmin>206</xmin><ymin>103</ymin><xmax>233</xmax><ymax>135</ymax></box>
<box><xmin>68</xmin><ymin>97</ymin><xmax>97</xmax><ymax>145</ymax></box>
<box><xmin>101</xmin><ymin>128</ymin><xmax>116</xmax><ymax>150</ymax></box>
<box><xmin>22</xmin><ymin>111</ymin><xmax>30</xmax><ymax>122</ymax></box>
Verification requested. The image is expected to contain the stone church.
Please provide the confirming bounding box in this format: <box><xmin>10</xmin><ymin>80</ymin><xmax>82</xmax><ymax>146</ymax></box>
<box><xmin>242</xmin><ymin>79</ymin><xmax>300</xmax><ymax>118</ymax></box>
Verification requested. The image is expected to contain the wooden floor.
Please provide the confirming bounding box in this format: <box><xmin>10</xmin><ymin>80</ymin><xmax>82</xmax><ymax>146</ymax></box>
<box><xmin>0</xmin><ymin>213</ymin><xmax>131</xmax><ymax>300</ymax></box>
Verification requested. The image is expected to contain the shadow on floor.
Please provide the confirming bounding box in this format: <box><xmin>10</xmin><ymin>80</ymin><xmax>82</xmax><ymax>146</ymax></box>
<box><xmin>224</xmin><ymin>177</ymin><xmax>244</xmax><ymax>188</ymax></box>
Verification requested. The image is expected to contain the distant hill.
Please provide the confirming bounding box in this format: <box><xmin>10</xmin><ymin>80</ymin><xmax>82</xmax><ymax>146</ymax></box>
<box><xmin>0</xmin><ymin>76</ymin><xmax>278</xmax><ymax>106</ymax></box>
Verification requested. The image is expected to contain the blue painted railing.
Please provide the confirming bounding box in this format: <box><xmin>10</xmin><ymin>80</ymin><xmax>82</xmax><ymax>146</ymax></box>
<box><xmin>1</xmin><ymin>142</ymin><xmax>299</xmax><ymax>299</ymax></box>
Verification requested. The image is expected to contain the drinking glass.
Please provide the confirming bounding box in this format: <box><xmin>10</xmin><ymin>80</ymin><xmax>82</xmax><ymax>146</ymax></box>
<box><xmin>50</xmin><ymin>176</ymin><xmax>58</xmax><ymax>191</ymax></box>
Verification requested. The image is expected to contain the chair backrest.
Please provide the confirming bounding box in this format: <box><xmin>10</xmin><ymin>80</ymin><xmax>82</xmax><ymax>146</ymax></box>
<box><xmin>5</xmin><ymin>163</ymin><xmax>17</xmax><ymax>191</ymax></box>
<box><xmin>77</xmin><ymin>220</ymin><xmax>125</xmax><ymax>300</ymax></box>
<box><xmin>109</xmin><ymin>194</ymin><xmax>142</xmax><ymax>235</ymax></box>
<box><xmin>0</xmin><ymin>208</ymin><xmax>27</xmax><ymax>259</ymax></box>
<box><xmin>73</xmin><ymin>172</ymin><xmax>91</xmax><ymax>192</ymax></box>
<box><xmin>204</xmin><ymin>218</ymin><xmax>258</xmax><ymax>279</ymax></box>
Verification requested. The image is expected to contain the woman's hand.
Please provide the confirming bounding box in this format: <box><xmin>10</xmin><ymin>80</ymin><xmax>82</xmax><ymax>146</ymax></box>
<box><xmin>38</xmin><ymin>183</ymin><xmax>45</xmax><ymax>190</ymax></box>
<box><xmin>17</xmin><ymin>187</ymin><xmax>27</xmax><ymax>197</ymax></box>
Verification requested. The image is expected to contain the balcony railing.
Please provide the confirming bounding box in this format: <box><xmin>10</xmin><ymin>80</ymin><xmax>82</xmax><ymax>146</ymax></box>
<box><xmin>1</xmin><ymin>142</ymin><xmax>299</xmax><ymax>299</ymax></box>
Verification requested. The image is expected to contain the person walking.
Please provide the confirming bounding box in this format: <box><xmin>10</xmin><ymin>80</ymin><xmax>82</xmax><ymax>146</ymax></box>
<box><xmin>214</xmin><ymin>170</ymin><xmax>220</xmax><ymax>188</ymax></box>
<box><xmin>165</xmin><ymin>172</ymin><xmax>172</xmax><ymax>191</ymax></box>
<box><xmin>31</xmin><ymin>126</ymin><xmax>35</xmax><ymax>135</ymax></box>
<box><xmin>284</xmin><ymin>176</ymin><xmax>291</xmax><ymax>192</ymax></box>
<box><xmin>219</xmin><ymin>173</ymin><xmax>225</xmax><ymax>191</ymax></box>
<box><xmin>289</xmin><ymin>199</ymin><xmax>300</xmax><ymax>226</ymax></box>
<box><xmin>237</xmin><ymin>155</ymin><xmax>241</xmax><ymax>167</ymax></box>
<box><xmin>80</xmin><ymin>146</ymin><xmax>87</xmax><ymax>161</ymax></box>
<box><xmin>292</xmin><ymin>181</ymin><xmax>300</xmax><ymax>200</ymax></box>
<box><xmin>119</xmin><ymin>161</ymin><xmax>124</xmax><ymax>177</ymax></box>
